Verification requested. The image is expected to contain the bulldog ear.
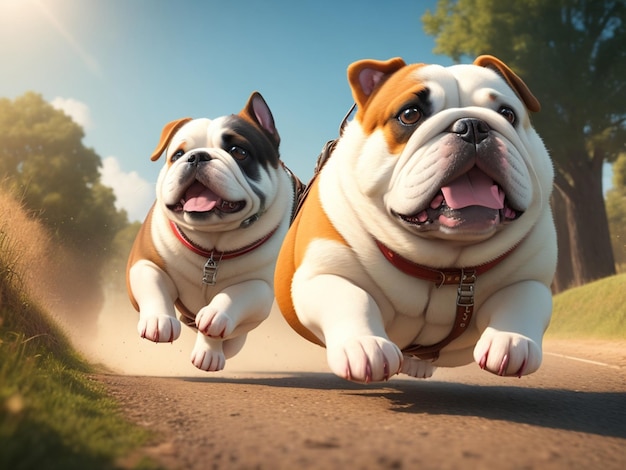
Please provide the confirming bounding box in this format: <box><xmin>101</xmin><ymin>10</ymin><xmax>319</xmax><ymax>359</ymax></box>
<box><xmin>474</xmin><ymin>55</ymin><xmax>541</xmax><ymax>113</ymax></box>
<box><xmin>241</xmin><ymin>91</ymin><xmax>280</xmax><ymax>147</ymax></box>
<box><xmin>347</xmin><ymin>57</ymin><xmax>406</xmax><ymax>108</ymax></box>
<box><xmin>150</xmin><ymin>117</ymin><xmax>193</xmax><ymax>161</ymax></box>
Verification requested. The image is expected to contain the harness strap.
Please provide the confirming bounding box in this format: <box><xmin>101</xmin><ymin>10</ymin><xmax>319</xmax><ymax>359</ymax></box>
<box><xmin>375</xmin><ymin>240</ymin><xmax>518</xmax><ymax>360</ymax></box>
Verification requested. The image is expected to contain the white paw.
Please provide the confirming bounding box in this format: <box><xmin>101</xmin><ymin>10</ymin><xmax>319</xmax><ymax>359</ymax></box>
<box><xmin>400</xmin><ymin>356</ymin><xmax>436</xmax><ymax>379</ymax></box>
<box><xmin>195</xmin><ymin>307</ymin><xmax>234</xmax><ymax>338</ymax></box>
<box><xmin>190</xmin><ymin>345</ymin><xmax>226</xmax><ymax>372</ymax></box>
<box><xmin>326</xmin><ymin>336</ymin><xmax>403</xmax><ymax>383</ymax></box>
<box><xmin>137</xmin><ymin>315</ymin><xmax>181</xmax><ymax>343</ymax></box>
<box><xmin>474</xmin><ymin>329</ymin><xmax>542</xmax><ymax>377</ymax></box>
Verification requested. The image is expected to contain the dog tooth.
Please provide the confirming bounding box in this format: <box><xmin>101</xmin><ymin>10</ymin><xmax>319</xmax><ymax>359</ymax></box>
<box><xmin>430</xmin><ymin>194</ymin><xmax>444</xmax><ymax>209</ymax></box>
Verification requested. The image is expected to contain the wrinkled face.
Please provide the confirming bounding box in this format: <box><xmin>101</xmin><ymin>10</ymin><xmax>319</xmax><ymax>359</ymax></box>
<box><xmin>351</xmin><ymin>63</ymin><xmax>552</xmax><ymax>243</ymax></box>
<box><xmin>156</xmin><ymin>116</ymin><xmax>281</xmax><ymax>232</ymax></box>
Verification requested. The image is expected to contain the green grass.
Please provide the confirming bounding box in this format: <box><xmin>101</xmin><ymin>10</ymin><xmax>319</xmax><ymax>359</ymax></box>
<box><xmin>0</xmin><ymin>213</ymin><xmax>158</xmax><ymax>469</ymax></box>
<box><xmin>548</xmin><ymin>273</ymin><xmax>626</xmax><ymax>340</ymax></box>
<box><xmin>0</xmin><ymin>332</ymin><xmax>155</xmax><ymax>470</ymax></box>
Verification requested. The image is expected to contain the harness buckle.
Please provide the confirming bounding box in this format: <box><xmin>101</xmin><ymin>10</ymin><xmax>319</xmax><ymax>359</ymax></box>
<box><xmin>202</xmin><ymin>252</ymin><xmax>222</xmax><ymax>285</ymax></box>
<box><xmin>456</xmin><ymin>269</ymin><xmax>476</xmax><ymax>325</ymax></box>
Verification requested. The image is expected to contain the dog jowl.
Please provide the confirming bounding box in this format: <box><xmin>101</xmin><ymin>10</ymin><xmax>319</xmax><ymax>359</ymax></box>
<box><xmin>127</xmin><ymin>92</ymin><xmax>299</xmax><ymax>372</ymax></box>
<box><xmin>275</xmin><ymin>56</ymin><xmax>557</xmax><ymax>383</ymax></box>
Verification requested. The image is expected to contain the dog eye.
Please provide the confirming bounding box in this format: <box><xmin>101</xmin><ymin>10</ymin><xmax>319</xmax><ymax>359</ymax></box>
<box><xmin>228</xmin><ymin>146</ymin><xmax>249</xmax><ymax>160</ymax></box>
<box><xmin>171</xmin><ymin>148</ymin><xmax>185</xmax><ymax>162</ymax></box>
<box><xmin>498</xmin><ymin>106</ymin><xmax>517</xmax><ymax>125</ymax></box>
<box><xmin>398</xmin><ymin>107</ymin><xmax>422</xmax><ymax>126</ymax></box>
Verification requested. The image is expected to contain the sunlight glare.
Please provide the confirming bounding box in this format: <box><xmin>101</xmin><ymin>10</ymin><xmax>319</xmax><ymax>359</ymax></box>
<box><xmin>0</xmin><ymin>0</ymin><xmax>102</xmax><ymax>78</ymax></box>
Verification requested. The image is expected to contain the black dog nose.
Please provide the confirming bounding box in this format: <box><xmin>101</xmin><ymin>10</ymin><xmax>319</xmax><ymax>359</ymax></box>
<box><xmin>187</xmin><ymin>150</ymin><xmax>211</xmax><ymax>165</ymax></box>
<box><xmin>449</xmin><ymin>118</ymin><xmax>490</xmax><ymax>144</ymax></box>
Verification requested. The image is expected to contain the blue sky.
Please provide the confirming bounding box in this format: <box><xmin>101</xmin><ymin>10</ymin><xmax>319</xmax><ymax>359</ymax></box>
<box><xmin>0</xmin><ymin>0</ymin><xmax>612</xmax><ymax>221</ymax></box>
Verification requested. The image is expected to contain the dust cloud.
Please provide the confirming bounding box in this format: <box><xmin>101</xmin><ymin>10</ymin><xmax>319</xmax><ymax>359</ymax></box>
<box><xmin>60</xmin><ymin>289</ymin><xmax>328</xmax><ymax>377</ymax></box>
<box><xmin>1</xmin><ymin>188</ymin><xmax>326</xmax><ymax>377</ymax></box>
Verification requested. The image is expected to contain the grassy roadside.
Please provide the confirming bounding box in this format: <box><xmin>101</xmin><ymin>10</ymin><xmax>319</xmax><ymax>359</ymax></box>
<box><xmin>0</xmin><ymin>192</ymin><xmax>157</xmax><ymax>470</ymax></box>
<box><xmin>0</xmin><ymin>325</ymin><xmax>154</xmax><ymax>469</ymax></box>
<box><xmin>548</xmin><ymin>273</ymin><xmax>626</xmax><ymax>340</ymax></box>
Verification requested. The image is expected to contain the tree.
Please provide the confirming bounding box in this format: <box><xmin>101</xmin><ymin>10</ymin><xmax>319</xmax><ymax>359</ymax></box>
<box><xmin>103</xmin><ymin>221</ymin><xmax>142</xmax><ymax>291</ymax></box>
<box><xmin>0</xmin><ymin>92</ymin><xmax>127</xmax><ymax>267</ymax></box>
<box><xmin>606</xmin><ymin>153</ymin><xmax>626</xmax><ymax>270</ymax></box>
<box><xmin>423</xmin><ymin>0</ymin><xmax>626</xmax><ymax>291</ymax></box>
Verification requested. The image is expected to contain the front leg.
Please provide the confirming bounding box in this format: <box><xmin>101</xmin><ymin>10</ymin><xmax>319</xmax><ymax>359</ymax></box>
<box><xmin>293</xmin><ymin>274</ymin><xmax>402</xmax><ymax>383</ymax></box>
<box><xmin>474</xmin><ymin>280</ymin><xmax>552</xmax><ymax>377</ymax></box>
<box><xmin>195</xmin><ymin>279</ymin><xmax>273</xmax><ymax>339</ymax></box>
<box><xmin>190</xmin><ymin>333</ymin><xmax>226</xmax><ymax>372</ymax></box>
<box><xmin>190</xmin><ymin>333</ymin><xmax>248</xmax><ymax>372</ymax></box>
<box><xmin>128</xmin><ymin>260</ymin><xmax>181</xmax><ymax>343</ymax></box>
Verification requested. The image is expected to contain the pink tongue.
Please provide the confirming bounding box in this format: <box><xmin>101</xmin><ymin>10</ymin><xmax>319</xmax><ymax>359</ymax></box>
<box><xmin>183</xmin><ymin>181</ymin><xmax>219</xmax><ymax>212</ymax></box>
<box><xmin>441</xmin><ymin>168</ymin><xmax>504</xmax><ymax>210</ymax></box>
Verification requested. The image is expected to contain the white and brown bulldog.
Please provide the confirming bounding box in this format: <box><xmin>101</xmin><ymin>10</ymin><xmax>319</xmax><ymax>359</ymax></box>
<box><xmin>275</xmin><ymin>56</ymin><xmax>557</xmax><ymax>383</ymax></box>
<box><xmin>127</xmin><ymin>92</ymin><xmax>299</xmax><ymax>372</ymax></box>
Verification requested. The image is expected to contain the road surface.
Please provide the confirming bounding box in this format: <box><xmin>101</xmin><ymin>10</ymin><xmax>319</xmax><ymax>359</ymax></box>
<box><xmin>91</xmin><ymin>307</ymin><xmax>626</xmax><ymax>470</ymax></box>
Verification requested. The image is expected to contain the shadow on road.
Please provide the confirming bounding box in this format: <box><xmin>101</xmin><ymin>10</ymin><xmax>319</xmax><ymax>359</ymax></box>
<box><xmin>181</xmin><ymin>372</ymin><xmax>626</xmax><ymax>439</ymax></box>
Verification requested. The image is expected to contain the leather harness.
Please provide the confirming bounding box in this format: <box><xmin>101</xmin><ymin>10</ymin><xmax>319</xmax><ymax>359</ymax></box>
<box><xmin>375</xmin><ymin>240</ymin><xmax>517</xmax><ymax>360</ymax></box>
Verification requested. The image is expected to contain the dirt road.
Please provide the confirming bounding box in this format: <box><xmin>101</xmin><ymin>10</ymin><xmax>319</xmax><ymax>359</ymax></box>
<box><xmin>87</xmin><ymin>303</ymin><xmax>626</xmax><ymax>470</ymax></box>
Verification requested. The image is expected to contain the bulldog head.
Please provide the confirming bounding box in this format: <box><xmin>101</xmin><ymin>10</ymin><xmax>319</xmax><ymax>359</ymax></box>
<box><xmin>150</xmin><ymin>92</ymin><xmax>281</xmax><ymax>232</ymax></box>
<box><xmin>342</xmin><ymin>55</ymin><xmax>552</xmax><ymax>244</ymax></box>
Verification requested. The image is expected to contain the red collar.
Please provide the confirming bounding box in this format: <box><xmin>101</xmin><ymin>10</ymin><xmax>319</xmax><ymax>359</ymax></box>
<box><xmin>170</xmin><ymin>220</ymin><xmax>277</xmax><ymax>260</ymax></box>
<box><xmin>374</xmin><ymin>239</ymin><xmax>516</xmax><ymax>287</ymax></box>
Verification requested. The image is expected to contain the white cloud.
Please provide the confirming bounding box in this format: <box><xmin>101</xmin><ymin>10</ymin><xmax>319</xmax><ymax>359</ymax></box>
<box><xmin>100</xmin><ymin>156</ymin><xmax>154</xmax><ymax>222</ymax></box>
<box><xmin>50</xmin><ymin>96</ymin><xmax>93</xmax><ymax>130</ymax></box>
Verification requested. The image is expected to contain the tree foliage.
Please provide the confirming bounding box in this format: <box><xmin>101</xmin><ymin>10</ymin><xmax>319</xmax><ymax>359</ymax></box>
<box><xmin>423</xmin><ymin>0</ymin><xmax>625</xmax><ymax>289</ymax></box>
<box><xmin>0</xmin><ymin>92</ymin><xmax>127</xmax><ymax>264</ymax></box>
<box><xmin>103</xmin><ymin>221</ymin><xmax>141</xmax><ymax>290</ymax></box>
<box><xmin>425</xmin><ymin>0</ymin><xmax>625</xmax><ymax>161</ymax></box>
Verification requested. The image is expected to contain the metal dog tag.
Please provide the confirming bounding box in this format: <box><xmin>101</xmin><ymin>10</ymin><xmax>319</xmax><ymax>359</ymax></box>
<box><xmin>202</xmin><ymin>255</ymin><xmax>219</xmax><ymax>285</ymax></box>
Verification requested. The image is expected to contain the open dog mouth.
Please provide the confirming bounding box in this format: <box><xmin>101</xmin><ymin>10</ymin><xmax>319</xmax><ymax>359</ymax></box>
<box><xmin>168</xmin><ymin>181</ymin><xmax>245</xmax><ymax>214</ymax></box>
<box><xmin>397</xmin><ymin>167</ymin><xmax>523</xmax><ymax>229</ymax></box>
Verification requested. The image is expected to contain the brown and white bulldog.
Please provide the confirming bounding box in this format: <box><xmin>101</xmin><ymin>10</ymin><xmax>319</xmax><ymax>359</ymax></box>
<box><xmin>274</xmin><ymin>56</ymin><xmax>557</xmax><ymax>383</ymax></box>
<box><xmin>127</xmin><ymin>92</ymin><xmax>299</xmax><ymax>372</ymax></box>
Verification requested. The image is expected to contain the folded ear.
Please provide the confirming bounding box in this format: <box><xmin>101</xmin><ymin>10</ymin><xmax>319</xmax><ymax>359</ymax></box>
<box><xmin>474</xmin><ymin>55</ymin><xmax>541</xmax><ymax>112</ymax></box>
<box><xmin>347</xmin><ymin>57</ymin><xmax>406</xmax><ymax>109</ymax></box>
<box><xmin>150</xmin><ymin>117</ymin><xmax>193</xmax><ymax>161</ymax></box>
<box><xmin>240</xmin><ymin>91</ymin><xmax>280</xmax><ymax>147</ymax></box>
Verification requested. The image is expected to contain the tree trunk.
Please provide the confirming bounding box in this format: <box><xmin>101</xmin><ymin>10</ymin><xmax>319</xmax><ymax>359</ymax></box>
<box><xmin>551</xmin><ymin>189</ymin><xmax>574</xmax><ymax>293</ymax></box>
<box><xmin>552</xmin><ymin>150</ymin><xmax>615</xmax><ymax>292</ymax></box>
